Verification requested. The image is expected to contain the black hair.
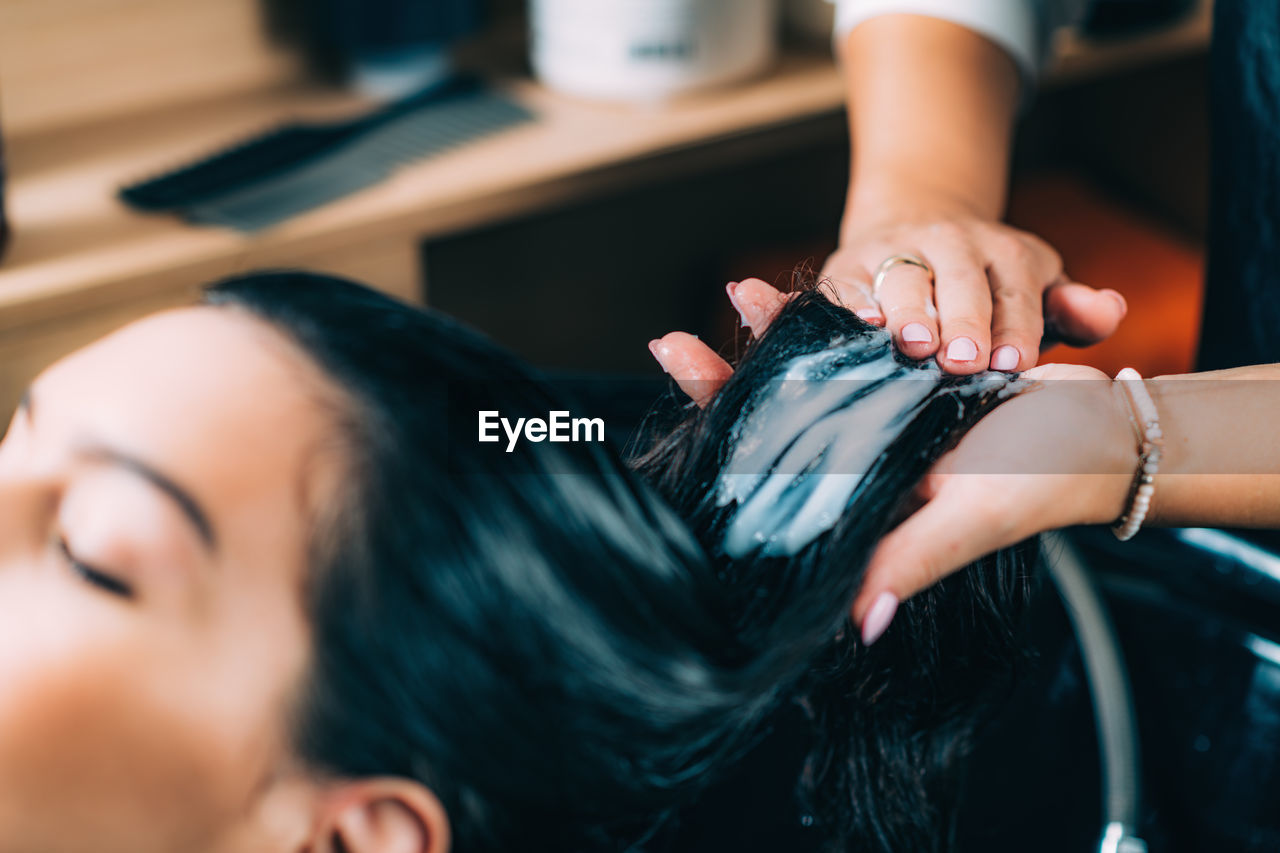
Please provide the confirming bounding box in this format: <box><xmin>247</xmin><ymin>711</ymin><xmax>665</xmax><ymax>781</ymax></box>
<box><xmin>631</xmin><ymin>283</ymin><xmax>1036</xmax><ymax>851</ymax></box>
<box><xmin>203</xmin><ymin>270</ymin><xmax>1032</xmax><ymax>853</ymax></box>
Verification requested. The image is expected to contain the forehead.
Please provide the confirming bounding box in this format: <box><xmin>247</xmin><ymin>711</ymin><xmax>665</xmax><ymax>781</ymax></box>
<box><xmin>36</xmin><ymin>307</ymin><xmax>341</xmax><ymax>562</ymax></box>
<box><xmin>48</xmin><ymin>306</ymin><xmax>310</xmax><ymax>411</ymax></box>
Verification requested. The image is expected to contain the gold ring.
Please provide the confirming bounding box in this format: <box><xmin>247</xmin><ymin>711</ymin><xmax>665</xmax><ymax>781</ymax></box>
<box><xmin>872</xmin><ymin>253</ymin><xmax>934</xmax><ymax>299</ymax></box>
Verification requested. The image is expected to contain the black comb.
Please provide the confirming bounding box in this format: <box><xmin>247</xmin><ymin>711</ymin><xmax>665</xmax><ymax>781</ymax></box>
<box><xmin>120</xmin><ymin>74</ymin><xmax>534</xmax><ymax>231</ymax></box>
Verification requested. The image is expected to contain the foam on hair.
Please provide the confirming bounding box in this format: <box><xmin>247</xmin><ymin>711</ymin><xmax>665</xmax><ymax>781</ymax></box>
<box><xmin>714</xmin><ymin>326</ymin><xmax>1023</xmax><ymax>559</ymax></box>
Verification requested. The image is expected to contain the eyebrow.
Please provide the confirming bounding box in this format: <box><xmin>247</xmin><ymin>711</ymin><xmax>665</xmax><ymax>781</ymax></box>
<box><xmin>78</xmin><ymin>445</ymin><xmax>219</xmax><ymax>554</ymax></box>
<box><xmin>22</xmin><ymin>385</ymin><xmax>217</xmax><ymax>553</ymax></box>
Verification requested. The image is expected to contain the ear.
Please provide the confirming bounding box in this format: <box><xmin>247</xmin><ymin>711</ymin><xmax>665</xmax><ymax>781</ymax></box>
<box><xmin>308</xmin><ymin>778</ymin><xmax>450</xmax><ymax>853</ymax></box>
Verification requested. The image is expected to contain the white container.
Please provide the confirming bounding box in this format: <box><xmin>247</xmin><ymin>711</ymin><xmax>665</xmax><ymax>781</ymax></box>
<box><xmin>530</xmin><ymin>0</ymin><xmax>779</xmax><ymax>101</ymax></box>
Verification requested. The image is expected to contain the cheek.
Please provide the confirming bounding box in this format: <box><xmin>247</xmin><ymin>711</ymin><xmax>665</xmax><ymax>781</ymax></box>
<box><xmin>0</xmin><ymin>578</ymin><xmax>289</xmax><ymax>853</ymax></box>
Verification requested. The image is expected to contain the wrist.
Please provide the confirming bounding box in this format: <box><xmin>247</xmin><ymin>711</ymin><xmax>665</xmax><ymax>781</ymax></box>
<box><xmin>841</xmin><ymin>172</ymin><xmax>1003</xmax><ymax>241</ymax></box>
<box><xmin>1087</xmin><ymin>379</ymin><xmax>1149</xmax><ymax>527</ymax></box>
<box><xmin>1039</xmin><ymin>378</ymin><xmax>1138</xmax><ymax>528</ymax></box>
<box><xmin>1108</xmin><ymin>371</ymin><xmax>1167</xmax><ymax>539</ymax></box>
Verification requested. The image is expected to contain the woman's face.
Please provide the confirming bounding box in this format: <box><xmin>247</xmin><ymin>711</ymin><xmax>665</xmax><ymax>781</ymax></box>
<box><xmin>0</xmin><ymin>308</ymin><xmax>339</xmax><ymax>853</ymax></box>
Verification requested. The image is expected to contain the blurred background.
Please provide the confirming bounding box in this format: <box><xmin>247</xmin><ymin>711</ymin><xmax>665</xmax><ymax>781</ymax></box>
<box><xmin>0</xmin><ymin>0</ymin><xmax>1210</xmax><ymax>412</ymax></box>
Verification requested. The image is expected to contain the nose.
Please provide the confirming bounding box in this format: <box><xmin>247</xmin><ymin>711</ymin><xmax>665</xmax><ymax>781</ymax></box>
<box><xmin>0</xmin><ymin>463</ymin><xmax>56</xmax><ymax>566</ymax></box>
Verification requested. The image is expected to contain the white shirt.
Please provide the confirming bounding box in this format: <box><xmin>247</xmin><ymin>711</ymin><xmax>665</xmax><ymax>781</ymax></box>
<box><xmin>830</xmin><ymin>0</ymin><xmax>1090</xmax><ymax>81</ymax></box>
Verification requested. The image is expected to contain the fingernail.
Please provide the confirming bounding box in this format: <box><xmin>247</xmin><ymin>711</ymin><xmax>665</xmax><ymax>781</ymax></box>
<box><xmin>648</xmin><ymin>339</ymin><xmax>668</xmax><ymax>372</ymax></box>
<box><xmin>946</xmin><ymin>336</ymin><xmax>978</xmax><ymax>362</ymax></box>
<box><xmin>991</xmin><ymin>345</ymin><xmax>1020</xmax><ymax>372</ymax></box>
<box><xmin>861</xmin><ymin>592</ymin><xmax>899</xmax><ymax>646</ymax></box>
<box><xmin>726</xmin><ymin>282</ymin><xmax>750</xmax><ymax>328</ymax></box>
<box><xmin>901</xmin><ymin>322</ymin><xmax>932</xmax><ymax>344</ymax></box>
<box><xmin>855</xmin><ymin>307</ymin><xmax>884</xmax><ymax>324</ymax></box>
<box><xmin>1100</xmin><ymin>288</ymin><xmax>1128</xmax><ymax>317</ymax></box>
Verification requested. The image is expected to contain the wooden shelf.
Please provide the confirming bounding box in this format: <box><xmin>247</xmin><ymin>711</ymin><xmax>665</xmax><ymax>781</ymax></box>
<box><xmin>0</xmin><ymin>52</ymin><xmax>849</xmax><ymax>334</ymax></box>
<box><xmin>0</xmin><ymin>1</ymin><xmax>1211</xmax><ymax>409</ymax></box>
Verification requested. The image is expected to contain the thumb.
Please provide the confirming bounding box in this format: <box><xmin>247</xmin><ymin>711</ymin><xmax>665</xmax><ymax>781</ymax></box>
<box><xmin>648</xmin><ymin>332</ymin><xmax>734</xmax><ymax>408</ymax></box>
<box><xmin>1043</xmin><ymin>279</ymin><xmax>1127</xmax><ymax>348</ymax></box>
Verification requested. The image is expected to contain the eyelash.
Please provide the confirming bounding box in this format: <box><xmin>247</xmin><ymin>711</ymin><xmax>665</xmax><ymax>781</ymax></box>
<box><xmin>57</xmin><ymin>538</ymin><xmax>135</xmax><ymax>599</ymax></box>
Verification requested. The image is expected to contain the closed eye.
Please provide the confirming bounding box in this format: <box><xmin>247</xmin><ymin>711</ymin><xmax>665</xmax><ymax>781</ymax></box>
<box><xmin>57</xmin><ymin>538</ymin><xmax>135</xmax><ymax>599</ymax></box>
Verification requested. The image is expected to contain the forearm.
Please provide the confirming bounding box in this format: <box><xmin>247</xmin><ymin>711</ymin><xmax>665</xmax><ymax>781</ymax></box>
<box><xmin>838</xmin><ymin>14</ymin><xmax>1022</xmax><ymax>234</ymax></box>
<box><xmin>1146</xmin><ymin>366</ymin><xmax>1280</xmax><ymax>528</ymax></box>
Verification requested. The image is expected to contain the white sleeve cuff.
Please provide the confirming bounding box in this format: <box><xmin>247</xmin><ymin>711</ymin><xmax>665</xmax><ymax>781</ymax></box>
<box><xmin>829</xmin><ymin>0</ymin><xmax>1045</xmax><ymax>81</ymax></box>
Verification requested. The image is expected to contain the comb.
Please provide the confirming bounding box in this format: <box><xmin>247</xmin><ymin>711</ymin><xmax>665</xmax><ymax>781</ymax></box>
<box><xmin>120</xmin><ymin>74</ymin><xmax>533</xmax><ymax>232</ymax></box>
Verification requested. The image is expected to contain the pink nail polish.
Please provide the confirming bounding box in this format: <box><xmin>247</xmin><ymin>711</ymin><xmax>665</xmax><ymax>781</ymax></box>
<box><xmin>991</xmin><ymin>345</ymin><xmax>1020</xmax><ymax>371</ymax></box>
<box><xmin>855</xmin><ymin>308</ymin><xmax>884</xmax><ymax>324</ymax></box>
<box><xmin>901</xmin><ymin>322</ymin><xmax>932</xmax><ymax>344</ymax></box>
<box><xmin>726</xmin><ymin>282</ymin><xmax>750</xmax><ymax>327</ymax></box>
<box><xmin>946</xmin><ymin>337</ymin><xmax>978</xmax><ymax>362</ymax></box>
<box><xmin>861</xmin><ymin>592</ymin><xmax>899</xmax><ymax>646</ymax></box>
<box><xmin>648</xmin><ymin>340</ymin><xmax>669</xmax><ymax>372</ymax></box>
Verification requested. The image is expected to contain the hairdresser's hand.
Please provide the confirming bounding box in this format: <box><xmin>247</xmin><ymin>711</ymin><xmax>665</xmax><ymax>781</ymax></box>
<box><xmin>648</xmin><ymin>281</ymin><xmax>1134</xmax><ymax>640</ymax></box>
<box><xmin>822</xmin><ymin>202</ymin><xmax>1128</xmax><ymax>375</ymax></box>
<box><xmin>850</xmin><ymin>362</ymin><xmax>1137</xmax><ymax>640</ymax></box>
<box><xmin>648</xmin><ymin>278</ymin><xmax>792</xmax><ymax>406</ymax></box>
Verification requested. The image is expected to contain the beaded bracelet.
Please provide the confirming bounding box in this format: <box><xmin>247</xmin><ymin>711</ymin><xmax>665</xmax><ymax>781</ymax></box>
<box><xmin>1111</xmin><ymin>367</ymin><xmax>1163</xmax><ymax>541</ymax></box>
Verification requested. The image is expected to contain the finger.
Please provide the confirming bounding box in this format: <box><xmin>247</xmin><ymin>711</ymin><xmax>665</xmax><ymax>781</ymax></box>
<box><xmin>851</xmin><ymin>483</ymin><xmax>1024</xmax><ymax>640</ymax></box>
<box><xmin>819</xmin><ymin>253</ymin><xmax>885</xmax><ymax>325</ymax></box>
<box><xmin>649</xmin><ymin>332</ymin><xmax>734</xmax><ymax>408</ymax></box>
<box><xmin>727</xmin><ymin>278</ymin><xmax>793</xmax><ymax>337</ymax></box>
<box><xmin>1020</xmin><ymin>362</ymin><xmax>1109</xmax><ymax>381</ymax></box>
<box><xmin>1019</xmin><ymin>363</ymin><xmax>1060</xmax><ymax>381</ymax></box>
<box><xmin>986</xmin><ymin>258</ymin><xmax>1047</xmax><ymax>372</ymax></box>
<box><xmin>1043</xmin><ymin>279</ymin><xmax>1127</xmax><ymax>348</ymax></box>
<box><xmin>925</xmin><ymin>236</ymin><xmax>993</xmax><ymax>373</ymax></box>
<box><xmin>863</xmin><ymin>249</ymin><xmax>940</xmax><ymax>358</ymax></box>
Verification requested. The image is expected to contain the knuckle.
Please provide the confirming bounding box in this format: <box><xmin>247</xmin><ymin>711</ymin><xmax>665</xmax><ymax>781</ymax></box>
<box><xmin>1024</xmin><ymin>232</ymin><xmax>1062</xmax><ymax>265</ymax></box>
<box><xmin>929</xmin><ymin>221</ymin><xmax>967</xmax><ymax>245</ymax></box>
<box><xmin>1004</xmin><ymin>238</ymin><xmax>1037</xmax><ymax>269</ymax></box>
<box><xmin>937</xmin><ymin>256</ymin><xmax>985</xmax><ymax>284</ymax></box>
<box><xmin>990</xmin><ymin>283</ymin><xmax>1039</xmax><ymax>314</ymax></box>
<box><xmin>1045</xmin><ymin>251</ymin><xmax>1064</xmax><ymax>277</ymax></box>
<box><xmin>1019</xmin><ymin>236</ymin><xmax>1064</xmax><ymax>281</ymax></box>
<box><xmin>987</xmin><ymin>231</ymin><xmax>1025</xmax><ymax>259</ymax></box>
